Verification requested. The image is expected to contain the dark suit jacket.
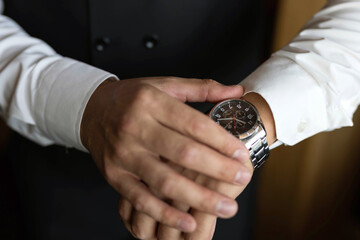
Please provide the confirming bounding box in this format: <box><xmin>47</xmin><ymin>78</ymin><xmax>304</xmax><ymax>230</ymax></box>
<box><xmin>2</xmin><ymin>0</ymin><xmax>275</xmax><ymax>239</ymax></box>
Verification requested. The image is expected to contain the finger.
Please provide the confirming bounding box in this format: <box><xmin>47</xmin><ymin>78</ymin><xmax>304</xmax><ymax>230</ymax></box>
<box><xmin>150</xmin><ymin>89</ymin><xmax>251</xmax><ymax>165</ymax></box>
<box><xmin>185</xmin><ymin>174</ymin><xmax>218</xmax><ymax>240</ymax></box>
<box><xmin>148</xmin><ymin>77</ymin><xmax>244</xmax><ymax>103</ymax></box>
<box><xmin>123</xmin><ymin>151</ymin><xmax>239</xmax><ymax>218</ymax></box>
<box><xmin>183</xmin><ymin>174</ymin><xmax>248</xmax><ymax>240</ymax></box>
<box><xmin>110</xmin><ymin>168</ymin><xmax>197</xmax><ymax>233</ymax></box>
<box><xmin>157</xmin><ymin>200</ymin><xmax>190</xmax><ymax>240</ymax></box>
<box><xmin>118</xmin><ymin>197</ymin><xmax>133</xmax><ymax>227</ymax></box>
<box><xmin>143</xmin><ymin>122</ymin><xmax>251</xmax><ymax>186</ymax></box>
<box><xmin>130</xmin><ymin>162</ymin><xmax>189</xmax><ymax>240</ymax></box>
<box><xmin>202</xmin><ymin>174</ymin><xmax>247</xmax><ymax>199</ymax></box>
<box><xmin>131</xmin><ymin>211</ymin><xmax>158</xmax><ymax>240</ymax></box>
<box><xmin>157</xmin><ymin>166</ymin><xmax>198</xmax><ymax>240</ymax></box>
<box><xmin>119</xmin><ymin>190</ymin><xmax>150</xmax><ymax>238</ymax></box>
<box><xmin>184</xmin><ymin>212</ymin><xmax>217</xmax><ymax>240</ymax></box>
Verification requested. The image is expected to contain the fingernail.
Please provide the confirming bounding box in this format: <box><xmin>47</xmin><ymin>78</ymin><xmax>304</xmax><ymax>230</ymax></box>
<box><xmin>177</xmin><ymin>218</ymin><xmax>196</xmax><ymax>232</ymax></box>
<box><xmin>216</xmin><ymin>200</ymin><xmax>237</xmax><ymax>217</ymax></box>
<box><xmin>234</xmin><ymin>170</ymin><xmax>251</xmax><ymax>185</ymax></box>
<box><xmin>232</xmin><ymin>149</ymin><xmax>249</xmax><ymax>163</ymax></box>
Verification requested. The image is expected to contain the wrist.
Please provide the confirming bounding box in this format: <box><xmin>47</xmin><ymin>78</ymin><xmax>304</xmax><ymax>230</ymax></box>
<box><xmin>80</xmin><ymin>77</ymin><xmax>118</xmax><ymax>150</ymax></box>
<box><xmin>242</xmin><ymin>92</ymin><xmax>277</xmax><ymax>145</ymax></box>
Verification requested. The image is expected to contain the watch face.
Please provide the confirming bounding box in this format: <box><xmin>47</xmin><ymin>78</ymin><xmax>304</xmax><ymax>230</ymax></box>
<box><xmin>209</xmin><ymin>99</ymin><xmax>258</xmax><ymax>137</ymax></box>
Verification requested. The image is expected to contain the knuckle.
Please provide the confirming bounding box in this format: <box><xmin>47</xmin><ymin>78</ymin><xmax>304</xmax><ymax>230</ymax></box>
<box><xmin>132</xmin><ymin>85</ymin><xmax>154</xmax><ymax>105</ymax></box>
<box><xmin>159</xmin><ymin>206</ymin><xmax>175</xmax><ymax>225</ymax></box>
<box><xmin>198</xmin><ymin>78</ymin><xmax>216</xmax><ymax>98</ymax></box>
<box><xmin>159</xmin><ymin>175</ymin><xmax>175</xmax><ymax>196</ymax></box>
<box><xmin>105</xmin><ymin>146</ymin><xmax>131</xmax><ymax>171</ymax></box>
<box><xmin>198</xmin><ymin>189</ymin><xmax>217</xmax><ymax>210</ymax></box>
<box><xmin>113</xmin><ymin>145</ymin><xmax>130</xmax><ymax>161</ymax></box>
<box><xmin>133</xmin><ymin>194</ymin><xmax>147</xmax><ymax>212</ymax></box>
<box><xmin>178</xmin><ymin>144</ymin><xmax>197</xmax><ymax>166</ymax></box>
<box><xmin>188</xmin><ymin>118</ymin><xmax>207</xmax><ymax>137</ymax></box>
<box><xmin>202</xmin><ymin>78</ymin><xmax>217</xmax><ymax>85</ymax></box>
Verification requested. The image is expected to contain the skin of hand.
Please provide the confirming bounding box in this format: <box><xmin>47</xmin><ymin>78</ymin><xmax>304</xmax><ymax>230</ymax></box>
<box><xmin>80</xmin><ymin>77</ymin><xmax>252</xmax><ymax>234</ymax></box>
<box><xmin>119</xmin><ymin>162</ymin><xmax>252</xmax><ymax>240</ymax></box>
<box><xmin>183</xmin><ymin>93</ymin><xmax>277</xmax><ymax>240</ymax></box>
<box><xmin>119</xmin><ymin>92</ymin><xmax>277</xmax><ymax>240</ymax></box>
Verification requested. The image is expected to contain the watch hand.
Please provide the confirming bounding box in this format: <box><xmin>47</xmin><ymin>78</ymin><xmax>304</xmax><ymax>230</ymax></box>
<box><xmin>235</xmin><ymin>119</ymin><xmax>246</xmax><ymax>124</ymax></box>
<box><xmin>217</xmin><ymin>118</ymin><xmax>233</xmax><ymax>121</ymax></box>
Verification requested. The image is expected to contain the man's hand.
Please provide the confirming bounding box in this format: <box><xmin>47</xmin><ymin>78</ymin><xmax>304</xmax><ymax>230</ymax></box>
<box><xmin>117</xmin><ymin>92</ymin><xmax>277</xmax><ymax>240</ymax></box>
<box><xmin>158</xmin><ymin>93</ymin><xmax>277</xmax><ymax>240</ymax></box>
<box><xmin>80</xmin><ymin>77</ymin><xmax>251</xmax><ymax>233</ymax></box>
<box><xmin>118</xmin><ymin>159</ymin><xmax>252</xmax><ymax>240</ymax></box>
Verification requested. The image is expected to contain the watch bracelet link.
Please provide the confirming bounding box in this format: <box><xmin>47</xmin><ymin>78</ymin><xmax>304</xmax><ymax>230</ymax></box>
<box><xmin>248</xmin><ymin>135</ymin><xmax>269</xmax><ymax>169</ymax></box>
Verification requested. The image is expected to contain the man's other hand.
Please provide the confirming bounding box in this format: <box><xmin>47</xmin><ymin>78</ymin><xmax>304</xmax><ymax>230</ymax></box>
<box><xmin>80</xmin><ymin>77</ymin><xmax>251</xmax><ymax>234</ymax></box>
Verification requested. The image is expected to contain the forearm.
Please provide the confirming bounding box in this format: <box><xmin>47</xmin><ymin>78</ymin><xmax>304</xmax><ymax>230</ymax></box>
<box><xmin>243</xmin><ymin>92</ymin><xmax>276</xmax><ymax>145</ymax></box>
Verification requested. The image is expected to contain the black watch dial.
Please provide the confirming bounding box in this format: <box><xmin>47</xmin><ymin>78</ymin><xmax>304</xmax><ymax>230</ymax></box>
<box><xmin>210</xmin><ymin>99</ymin><xmax>258</xmax><ymax>137</ymax></box>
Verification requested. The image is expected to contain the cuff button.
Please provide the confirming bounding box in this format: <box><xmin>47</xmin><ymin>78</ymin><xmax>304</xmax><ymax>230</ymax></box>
<box><xmin>297</xmin><ymin>121</ymin><xmax>308</xmax><ymax>133</ymax></box>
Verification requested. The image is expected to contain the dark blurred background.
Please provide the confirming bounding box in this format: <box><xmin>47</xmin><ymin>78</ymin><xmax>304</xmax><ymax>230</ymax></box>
<box><xmin>1</xmin><ymin>0</ymin><xmax>359</xmax><ymax>239</ymax></box>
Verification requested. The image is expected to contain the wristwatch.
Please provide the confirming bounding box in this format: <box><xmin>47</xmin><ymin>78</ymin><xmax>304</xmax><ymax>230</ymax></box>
<box><xmin>209</xmin><ymin>99</ymin><xmax>269</xmax><ymax>169</ymax></box>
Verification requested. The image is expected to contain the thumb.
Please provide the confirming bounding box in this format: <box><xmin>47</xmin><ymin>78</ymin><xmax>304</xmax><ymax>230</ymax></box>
<box><xmin>154</xmin><ymin>77</ymin><xmax>244</xmax><ymax>103</ymax></box>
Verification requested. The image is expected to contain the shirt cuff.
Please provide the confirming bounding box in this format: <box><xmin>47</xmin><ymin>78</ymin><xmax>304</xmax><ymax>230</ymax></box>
<box><xmin>34</xmin><ymin>57</ymin><xmax>118</xmax><ymax>152</ymax></box>
<box><xmin>241</xmin><ymin>56</ymin><xmax>352</xmax><ymax>146</ymax></box>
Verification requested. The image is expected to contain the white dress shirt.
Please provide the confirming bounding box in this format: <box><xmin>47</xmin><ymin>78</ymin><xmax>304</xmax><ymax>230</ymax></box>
<box><xmin>0</xmin><ymin>0</ymin><xmax>359</xmax><ymax>151</ymax></box>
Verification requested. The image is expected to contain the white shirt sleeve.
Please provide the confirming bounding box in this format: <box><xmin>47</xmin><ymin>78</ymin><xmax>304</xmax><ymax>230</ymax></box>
<box><xmin>0</xmin><ymin>3</ymin><xmax>117</xmax><ymax>151</ymax></box>
<box><xmin>2</xmin><ymin>0</ymin><xmax>360</xmax><ymax>152</ymax></box>
<box><xmin>242</xmin><ymin>0</ymin><xmax>360</xmax><ymax>146</ymax></box>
